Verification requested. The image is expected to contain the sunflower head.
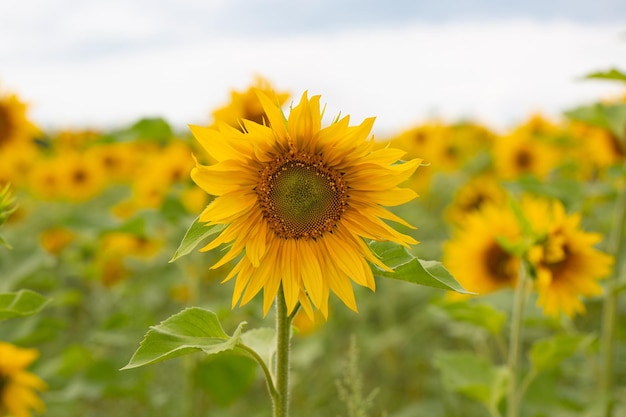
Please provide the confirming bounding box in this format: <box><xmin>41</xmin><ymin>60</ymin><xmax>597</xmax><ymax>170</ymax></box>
<box><xmin>190</xmin><ymin>90</ymin><xmax>421</xmax><ymax>318</ymax></box>
<box><xmin>211</xmin><ymin>76</ymin><xmax>290</xmax><ymax>131</ymax></box>
<box><xmin>0</xmin><ymin>89</ymin><xmax>40</xmax><ymax>150</ymax></box>
<box><xmin>523</xmin><ymin>197</ymin><xmax>613</xmax><ymax>317</ymax></box>
<box><xmin>444</xmin><ymin>202</ymin><xmax>522</xmax><ymax>296</ymax></box>
<box><xmin>0</xmin><ymin>342</ymin><xmax>46</xmax><ymax>417</ymax></box>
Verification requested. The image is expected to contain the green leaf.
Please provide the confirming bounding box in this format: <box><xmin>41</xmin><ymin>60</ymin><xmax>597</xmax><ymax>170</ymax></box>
<box><xmin>121</xmin><ymin>307</ymin><xmax>246</xmax><ymax>370</ymax></box>
<box><xmin>194</xmin><ymin>353</ymin><xmax>257</xmax><ymax>406</ymax></box>
<box><xmin>434</xmin><ymin>351</ymin><xmax>507</xmax><ymax>408</ymax></box>
<box><xmin>169</xmin><ymin>217</ymin><xmax>226</xmax><ymax>262</ymax></box>
<box><xmin>530</xmin><ymin>333</ymin><xmax>594</xmax><ymax>372</ymax></box>
<box><xmin>565</xmin><ymin>103</ymin><xmax>626</xmax><ymax>141</ymax></box>
<box><xmin>0</xmin><ymin>289</ymin><xmax>51</xmax><ymax>321</ymax></box>
<box><xmin>239</xmin><ymin>327</ymin><xmax>276</xmax><ymax>369</ymax></box>
<box><xmin>101</xmin><ymin>117</ymin><xmax>174</xmax><ymax>143</ymax></box>
<box><xmin>434</xmin><ymin>300</ymin><xmax>506</xmax><ymax>335</ymax></box>
<box><xmin>368</xmin><ymin>241</ymin><xmax>472</xmax><ymax>294</ymax></box>
<box><xmin>584</xmin><ymin>68</ymin><xmax>626</xmax><ymax>83</ymax></box>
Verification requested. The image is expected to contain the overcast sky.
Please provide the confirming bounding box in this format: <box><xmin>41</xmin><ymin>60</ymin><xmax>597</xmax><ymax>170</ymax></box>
<box><xmin>1</xmin><ymin>0</ymin><xmax>625</xmax><ymax>136</ymax></box>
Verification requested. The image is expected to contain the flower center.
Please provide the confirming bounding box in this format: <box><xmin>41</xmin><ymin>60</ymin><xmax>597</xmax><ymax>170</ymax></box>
<box><xmin>485</xmin><ymin>243</ymin><xmax>517</xmax><ymax>283</ymax></box>
<box><xmin>0</xmin><ymin>105</ymin><xmax>14</xmax><ymax>147</ymax></box>
<box><xmin>257</xmin><ymin>150</ymin><xmax>348</xmax><ymax>240</ymax></box>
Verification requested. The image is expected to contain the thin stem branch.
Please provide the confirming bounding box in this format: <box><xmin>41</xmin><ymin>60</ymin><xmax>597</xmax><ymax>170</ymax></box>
<box><xmin>600</xmin><ymin>161</ymin><xmax>626</xmax><ymax>417</ymax></box>
<box><xmin>506</xmin><ymin>261</ymin><xmax>530</xmax><ymax>417</ymax></box>
<box><xmin>237</xmin><ymin>344</ymin><xmax>279</xmax><ymax>403</ymax></box>
<box><xmin>275</xmin><ymin>285</ymin><xmax>292</xmax><ymax>417</ymax></box>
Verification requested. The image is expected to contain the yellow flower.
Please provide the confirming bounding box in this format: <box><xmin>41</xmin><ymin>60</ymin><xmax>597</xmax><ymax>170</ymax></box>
<box><xmin>39</xmin><ymin>227</ymin><xmax>76</xmax><ymax>255</ymax></box>
<box><xmin>493</xmin><ymin>131</ymin><xmax>559</xmax><ymax>180</ymax></box>
<box><xmin>211</xmin><ymin>76</ymin><xmax>290</xmax><ymax>130</ymax></box>
<box><xmin>445</xmin><ymin>175</ymin><xmax>506</xmax><ymax>225</ymax></box>
<box><xmin>443</xmin><ymin>202</ymin><xmax>522</xmax><ymax>295</ymax></box>
<box><xmin>524</xmin><ymin>197</ymin><xmax>613</xmax><ymax>317</ymax></box>
<box><xmin>0</xmin><ymin>89</ymin><xmax>40</xmax><ymax>150</ymax></box>
<box><xmin>191</xmin><ymin>91</ymin><xmax>420</xmax><ymax>317</ymax></box>
<box><xmin>85</xmin><ymin>142</ymin><xmax>138</xmax><ymax>183</ymax></box>
<box><xmin>58</xmin><ymin>152</ymin><xmax>107</xmax><ymax>202</ymax></box>
<box><xmin>0</xmin><ymin>143</ymin><xmax>39</xmax><ymax>188</ymax></box>
<box><xmin>0</xmin><ymin>342</ymin><xmax>46</xmax><ymax>417</ymax></box>
<box><xmin>27</xmin><ymin>158</ymin><xmax>64</xmax><ymax>200</ymax></box>
<box><xmin>567</xmin><ymin>122</ymin><xmax>623</xmax><ymax>172</ymax></box>
<box><xmin>96</xmin><ymin>232</ymin><xmax>162</xmax><ymax>286</ymax></box>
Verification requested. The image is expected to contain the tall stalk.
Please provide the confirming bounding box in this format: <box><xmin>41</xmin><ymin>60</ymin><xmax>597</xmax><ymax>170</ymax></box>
<box><xmin>506</xmin><ymin>261</ymin><xmax>530</xmax><ymax>417</ymax></box>
<box><xmin>274</xmin><ymin>286</ymin><xmax>292</xmax><ymax>417</ymax></box>
<box><xmin>600</xmin><ymin>161</ymin><xmax>626</xmax><ymax>417</ymax></box>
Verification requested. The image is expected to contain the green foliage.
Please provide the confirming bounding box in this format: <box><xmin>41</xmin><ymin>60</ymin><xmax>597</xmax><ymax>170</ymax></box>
<box><xmin>0</xmin><ymin>289</ymin><xmax>51</xmax><ymax>321</ymax></box>
<box><xmin>336</xmin><ymin>335</ymin><xmax>381</xmax><ymax>417</ymax></box>
<box><xmin>170</xmin><ymin>216</ymin><xmax>226</xmax><ymax>262</ymax></box>
<box><xmin>100</xmin><ymin>117</ymin><xmax>174</xmax><ymax>143</ymax></box>
<box><xmin>194</xmin><ymin>353</ymin><xmax>258</xmax><ymax>406</ymax></box>
<box><xmin>434</xmin><ymin>351</ymin><xmax>508</xmax><ymax>412</ymax></box>
<box><xmin>434</xmin><ymin>300</ymin><xmax>506</xmax><ymax>336</ymax></box>
<box><xmin>565</xmin><ymin>102</ymin><xmax>626</xmax><ymax>141</ymax></box>
<box><xmin>122</xmin><ymin>307</ymin><xmax>247</xmax><ymax>369</ymax></box>
<box><xmin>584</xmin><ymin>68</ymin><xmax>626</xmax><ymax>83</ymax></box>
<box><xmin>530</xmin><ymin>333</ymin><xmax>594</xmax><ymax>372</ymax></box>
<box><xmin>369</xmin><ymin>241</ymin><xmax>472</xmax><ymax>294</ymax></box>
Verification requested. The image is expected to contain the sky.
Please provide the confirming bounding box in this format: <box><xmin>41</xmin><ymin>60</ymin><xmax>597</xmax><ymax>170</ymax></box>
<box><xmin>1</xmin><ymin>0</ymin><xmax>626</xmax><ymax>137</ymax></box>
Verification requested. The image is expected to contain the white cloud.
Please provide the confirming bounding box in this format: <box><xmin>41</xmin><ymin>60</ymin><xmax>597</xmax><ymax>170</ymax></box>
<box><xmin>2</xmin><ymin>17</ymin><xmax>625</xmax><ymax>136</ymax></box>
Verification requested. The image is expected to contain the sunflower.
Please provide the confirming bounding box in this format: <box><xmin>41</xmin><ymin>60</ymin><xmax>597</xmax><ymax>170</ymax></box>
<box><xmin>443</xmin><ymin>202</ymin><xmax>522</xmax><ymax>295</ymax></box>
<box><xmin>0</xmin><ymin>89</ymin><xmax>39</xmax><ymax>150</ymax></box>
<box><xmin>493</xmin><ymin>131</ymin><xmax>559</xmax><ymax>180</ymax></box>
<box><xmin>58</xmin><ymin>152</ymin><xmax>107</xmax><ymax>202</ymax></box>
<box><xmin>0</xmin><ymin>342</ymin><xmax>46</xmax><ymax>417</ymax></box>
<box><xmin>524</xmin><ymin>197</ymin><xmax>613</xmax><ymax>317</ymax></box>
<box><xmin>211</xmin><ymin>77</ymin><xmax>290</xmax><ymax>131</ymax></box>
<box><xmin>190</xmin><ymin>91</ymin><xmax>421</xmax><ymax>317</ymax></box>
<box><xmin>445</xmin><ymin>175</ymin><xmax>506</xmax><ymax>225</ymax></box>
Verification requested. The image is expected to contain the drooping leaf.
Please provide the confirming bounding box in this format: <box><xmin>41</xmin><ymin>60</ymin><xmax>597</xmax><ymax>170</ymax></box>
<box><xmin>530</xmin><ymin>333</ymin><xmax>594</xmax><ymax>372</ymax></box>
<box><xmin>434</xmin><ymin>351</ymin><xmax>508</xmax><ymax>408</ymax></box>
<box><xmin>121</xmin><ymin>307</ymin><xmax>246</xmax><ymax>370</ymax></box>
<box><xmin>0</xmin><ymin>289</ymin><xmax>51</xmax><ymax>321</ymax></box>
<box><xmin>169</xmin><ymin>217</ymin><xmax>226</xmax><ymax>262</ymax></box>
<box><xmin>368</xmin><ymin>241</ymin><xmax>472</xmax><ymax>294</ymax></box>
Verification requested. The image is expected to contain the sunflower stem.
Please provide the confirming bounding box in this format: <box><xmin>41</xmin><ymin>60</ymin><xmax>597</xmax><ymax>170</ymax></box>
<box><xmin>506</xmin><ymin>261</ymin><xmax>530</xmax><ymax>417</ymax></box>
<box><xmin>274</xmin><ymin>285</ymin><xmax>292</xmax><ymax>417</ymax></box>
<box><xmin>600</xmin><ymin>162</ymin><xmax>626</xmax><ymax>417</ymax></box>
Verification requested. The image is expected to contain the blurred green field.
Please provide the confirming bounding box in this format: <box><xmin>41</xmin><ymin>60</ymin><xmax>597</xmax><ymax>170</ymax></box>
<box><xmin>0</xmin><ymin>73</ymin><xmax>625</xmax><ymax>417</ymax></box>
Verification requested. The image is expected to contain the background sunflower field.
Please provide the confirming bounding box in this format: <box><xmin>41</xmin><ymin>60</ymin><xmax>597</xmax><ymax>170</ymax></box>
<box><xmin>1</xmin><ymin>67</ymin><xmax>625</xmax><ymax>417</ymax></box>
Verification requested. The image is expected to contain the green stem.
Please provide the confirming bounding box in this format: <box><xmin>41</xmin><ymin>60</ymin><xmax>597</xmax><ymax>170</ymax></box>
<box><xmin>600</xmin><ymin>162</ymin><xmax>626</xmax><ymax>417</ymax></box>
<box><xmin>238</xmin><ymin>344</ymin><xmax>279</xmax><ymax>403</ymax></box>
<box><xmin>275</xmin><ymin>285</ymin><xmax>292</xmax><ymax>417</ymax></box>
<box><xmin>506</xmin><ymin>261</ymin><xmax>530</xmax><ymax>417</ymax></box>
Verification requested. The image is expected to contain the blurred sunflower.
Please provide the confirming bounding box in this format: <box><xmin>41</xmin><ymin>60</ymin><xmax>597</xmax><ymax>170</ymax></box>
<box><xmin>86</xmin><ymin>142</ymin><xmax>138</xmax><ymax>183</ymax></box>
<box><xmin>0</xmin><ymin>342</ymin><xmax>46</xmax><ymax>417</ymax></box>
<box><xmin>493</xmin><ymin>131</ymin><xmax>559</xmax><ymax>180</ymax></box>
<box><xmin>211</xmin><ymin>76</ymin><xmax>290</xmax><ymax>130</ymax></box>
<box><xmin>524</xmin><ymin>197</ymin><xmax>613</xmax><ymax>317</ymax></box>
<box><xmin>443</xmin><ymin>202</ymin><xmax>522</xmax><ymax>295</ymax></box>
<box><xmin>58</xmin><ymin>152</ymin><xmax>107</xmax><ymax>201</ymax></box>
<box><xmin>191</xmin><ymin>91</ymin><xmax>421</xmax><ymax>317</ymax></box>
<box><xmin>445</xmin><ymin>175</ymin><xmax>506</xmax><ymax>225</ymax></box>
<box><xmin>27</xmin><ymin>158</ymin><xmax>64</xmax><ymax>200</ymax></box>
<box><xmin>567</xmin><ymin>122</ymin><xmax>624</xmax><ymax>172</ymax></box>
<box><xmin>0</xmin><ymin>89</ymin><xmax>39</xmax><ymax>150</ymax></box>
